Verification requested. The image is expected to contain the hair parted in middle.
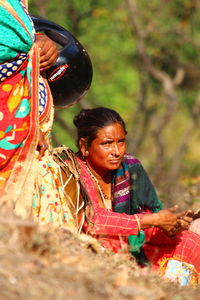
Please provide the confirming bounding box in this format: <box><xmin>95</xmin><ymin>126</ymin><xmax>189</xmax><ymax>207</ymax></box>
<box><xmin>73</xmin><ymin>107</ymin><xmax>127</xmax><ymax>147</ymax></box>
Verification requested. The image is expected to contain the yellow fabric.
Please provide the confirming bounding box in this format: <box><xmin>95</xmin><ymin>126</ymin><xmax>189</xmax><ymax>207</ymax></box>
<box><xmin>0</xmin><ymin>0</ymin><xmax>76</xmax><ymax>232</ymax></box>
<box><xmin>31</xmin><ymin>91</ymin><xmax>76</xmax><ymax>231</ymax></box>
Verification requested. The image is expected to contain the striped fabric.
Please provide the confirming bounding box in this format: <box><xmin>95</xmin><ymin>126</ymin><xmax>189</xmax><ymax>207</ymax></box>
<box><xmin>77</xmin><ymin>154</ymin><xmax>200</xmax><ymax>285</ymax></box>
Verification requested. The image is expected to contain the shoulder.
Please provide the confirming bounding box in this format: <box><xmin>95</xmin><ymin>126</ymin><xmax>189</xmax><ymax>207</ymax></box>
<box><xmin>123</xmin><ymin>153</ymin><xmax>141</xmax><ymax>166</ymax></box>
<box><xmin>123</xmin><ymin>153</ymin><xmax>148</xmax><ymax>176</ymax></box>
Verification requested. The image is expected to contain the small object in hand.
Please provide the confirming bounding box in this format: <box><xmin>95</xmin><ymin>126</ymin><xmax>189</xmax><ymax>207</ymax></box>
<box><xmin>42</xmin><ymin>144</ymin><xmax>47</xmax><ymax>148</ymax></box>
<box><xmin>193</xmin><ymin>209</ymin><xmax>200</xmax><ymax>220</ymax></box>
<box><xmin>175</xmin><ymin>223</ymin><xmax>180</xmax><ymax>229</ymax></box>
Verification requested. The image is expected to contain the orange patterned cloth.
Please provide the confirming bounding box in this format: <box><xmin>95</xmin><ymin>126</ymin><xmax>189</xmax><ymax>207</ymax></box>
<box><xmin>0</xmin><ymin>1</ymin><xmax>76</xmax><ymax>230</ymax></box>
<box><xmin>0</xmin><ymin>1</ymin><xmax>38</xmax><ymax>211</ymax></box>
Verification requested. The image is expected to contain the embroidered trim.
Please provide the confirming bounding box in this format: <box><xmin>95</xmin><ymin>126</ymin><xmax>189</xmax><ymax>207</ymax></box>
<box><xmin>159</xmin><ymin>256</ymin><xmax>199</xmax><ymax>287</ymax></box>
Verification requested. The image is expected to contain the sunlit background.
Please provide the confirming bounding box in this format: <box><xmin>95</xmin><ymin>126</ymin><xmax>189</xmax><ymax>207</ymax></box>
<box><xmin>29</xmin><ymin>0</ymin><xmax>200</xmax><ymax>207</ymax></box>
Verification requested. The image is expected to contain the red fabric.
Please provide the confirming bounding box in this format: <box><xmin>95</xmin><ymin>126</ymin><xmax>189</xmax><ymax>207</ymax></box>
<box><xmin>78</xmin><ymin>157</ymin><xmax>143</xmax><ymax>251</ymax></box>
<box><xmin>77</xmin><ymin>157</ymin><xmax>200</xmax><ymax>276</ymax></box>
<box><xmin>84</xmin><ymin>207</ymin><xmax>142</xmax><ymax>236</ymax></box>
<box><xmin>143</xmin><ymin>227</ymin><xmax>200</xmax><ymax>272</ymax></box>
<box><xmin>0</xmin><ymin>49</ymin><xmax>39</xmax><ymax>196</ymax></box>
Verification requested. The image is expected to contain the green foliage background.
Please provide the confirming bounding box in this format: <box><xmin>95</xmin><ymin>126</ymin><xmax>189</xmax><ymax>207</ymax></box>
<box><xmin>29</xmin><ymin>0</ymin><xmax>200</xmax><ymax>205</ymax></box>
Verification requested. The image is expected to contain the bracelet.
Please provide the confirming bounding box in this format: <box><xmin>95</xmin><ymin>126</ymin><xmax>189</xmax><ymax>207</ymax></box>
<box><xmin>135</xmin><ymin>215</ymin><xmax>141</xmax><ymax>232</ymax></box>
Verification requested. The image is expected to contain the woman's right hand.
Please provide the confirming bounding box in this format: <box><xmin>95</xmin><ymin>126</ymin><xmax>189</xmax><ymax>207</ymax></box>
<box><xmin>35</xmin><ymin>33</ymin><xmax>58</xmax><ymax>71</ymax></box>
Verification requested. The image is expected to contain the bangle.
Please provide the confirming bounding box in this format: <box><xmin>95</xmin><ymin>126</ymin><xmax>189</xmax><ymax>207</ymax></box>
<box><xmin>135</xmin><ymin>215</ymin><xmax>141</xmax><ymax>232</ymax></box>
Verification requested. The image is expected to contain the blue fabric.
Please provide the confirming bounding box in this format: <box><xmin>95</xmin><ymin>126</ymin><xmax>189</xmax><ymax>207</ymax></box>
<box><xmin>165</xmin><ymin>259</ymin><xmax>194</xmax><ymax>286</ymax></box>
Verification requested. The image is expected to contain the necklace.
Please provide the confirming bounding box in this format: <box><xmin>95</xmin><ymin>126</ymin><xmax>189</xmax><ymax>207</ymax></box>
<box><xmin>84</xmin><ymin>161</ymin><xmax>112</xmax><ymax>209</ymax></box>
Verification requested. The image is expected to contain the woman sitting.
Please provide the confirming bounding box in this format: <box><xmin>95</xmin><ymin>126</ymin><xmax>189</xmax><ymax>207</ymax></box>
<box><xmin>72</xmin><ymin>106</ymin><xmax>200</xmax><ymax>287</ymax></box>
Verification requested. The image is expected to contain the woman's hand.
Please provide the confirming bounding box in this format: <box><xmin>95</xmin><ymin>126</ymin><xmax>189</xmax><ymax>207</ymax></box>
<box><xmin>141</xmin><ymin>205</ymin><xmax>193</xmax><ymax>236</ymax></box>
<box><xmin>37</xmin><ymin>129</ymin><xmax>48</xmax><ymax>159</ymax></box>
<box><xmin>35</xmin><ymin>33</ymin><xmax>58</xmax><ymax>70</ymax></box>
<box><xmin>155</xmin><ymin>206</ymin><xmax>180</xmax><ymax>231</ymax></box>
<box><xmin>168</xmin><ymin>209</ymin><xmax>194</xmax><ymax>236</ymax></box>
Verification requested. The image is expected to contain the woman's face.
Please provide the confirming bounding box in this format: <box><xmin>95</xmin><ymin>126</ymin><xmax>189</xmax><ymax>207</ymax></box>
<box><xmin>85</xmin><ymin>123</ymin><xmax>126</xmax><ymax>174</ymax></box>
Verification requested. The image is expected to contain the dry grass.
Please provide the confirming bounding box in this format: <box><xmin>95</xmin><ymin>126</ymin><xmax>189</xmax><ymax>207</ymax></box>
<box><xmin>0</xmin><ymin>214</ymin><xmax>200</xmax><ymax>300</ymax></box>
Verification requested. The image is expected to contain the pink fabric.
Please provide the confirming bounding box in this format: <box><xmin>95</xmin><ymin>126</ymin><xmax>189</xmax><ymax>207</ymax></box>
<box><xmin>77</xmin><ymin>157</ymin><xmax>200</xmax><ymax>278</ymax></box>
<box><xmin>143</xmin><ymin>227</ymin><xmax>200</xmax><ymax>272</ymax></box>
<box><xmin>77</xmin><ymin>157</ymin><xmax>143</xmax><ymax>251</ymax></box>
<box><xmin>189</xmin><ymin>218</ymin><xmax>200</xmax><ymax>235</ymax></box>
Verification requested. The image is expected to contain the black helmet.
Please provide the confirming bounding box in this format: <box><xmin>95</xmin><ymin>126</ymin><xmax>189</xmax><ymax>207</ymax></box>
<box><xmin>31</xmin><ymin>15</ymin><xmax>93</xmax><ymax>109</ymax></box>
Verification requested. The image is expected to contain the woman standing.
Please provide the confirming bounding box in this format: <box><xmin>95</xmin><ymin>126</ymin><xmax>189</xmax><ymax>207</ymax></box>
<box><xmin>0</xmin><ymin>0</ymin><xmax>75</xmax><ymax>229</ymax></box>
<box><xmin>73</xmin><ymin>107</ymin><xmax>200</xmax><ymax>286</ymax></box>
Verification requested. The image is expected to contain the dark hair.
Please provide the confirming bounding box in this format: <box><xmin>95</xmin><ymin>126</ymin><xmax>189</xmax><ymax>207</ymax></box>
<box><xmin>73</xmin><ymin>107</ymin><xmax>127</xmax><ymax>146</ymax></box>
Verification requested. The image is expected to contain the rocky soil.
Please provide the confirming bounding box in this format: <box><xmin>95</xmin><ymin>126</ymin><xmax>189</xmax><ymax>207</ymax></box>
<box><xmin>1</xmin><ymin>210</ymin><xmax>200</xmax><ymax>300</ymax></box>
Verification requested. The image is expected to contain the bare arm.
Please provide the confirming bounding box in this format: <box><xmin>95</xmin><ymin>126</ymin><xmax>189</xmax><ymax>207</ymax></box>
<box><xmin>35</xmin><ymin>33</ymin><xmax>58</xmax><ymax>70</ymax></box>
<box><xmin>140</xmin><ymin>206</ymin><xmax>193</xmax><ymax>236</ymax></box>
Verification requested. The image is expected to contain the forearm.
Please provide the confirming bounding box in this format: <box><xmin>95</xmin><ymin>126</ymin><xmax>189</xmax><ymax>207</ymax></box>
<box><xmin>140</xmin><ymin>208</ymin><xmax>192</xmax><ymax>234</ymax></box>
<box><xmin>140</xmin><ymin>213</ymin><xmax>160</xmax><ymax>229</ymax></box>
<box><xmin>85</xmin><ymin>207</ymin><xmax>144</xmax><ymax>236</ymax></box>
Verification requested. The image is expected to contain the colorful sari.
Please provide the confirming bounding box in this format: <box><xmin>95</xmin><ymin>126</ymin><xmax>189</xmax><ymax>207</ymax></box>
<box><xmin>0</xmin><ymin>0</ymin><xmax>38</xmax><ymax>210</ymax></box>
<box><xmin>77</xmin><ymin>154</ymin><xmax>200</xmax><ymax>286</ymax></box>
<box><xmin>0</xmin><ymin>0</ymin><xmax>75</xmax><ymax>229</ymax></box>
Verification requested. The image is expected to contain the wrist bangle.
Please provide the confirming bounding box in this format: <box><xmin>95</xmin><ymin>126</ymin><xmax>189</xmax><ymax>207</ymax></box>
<box><xmin>135</xmin><ymin>215</ymin><xmax>141</xmax><ymax>232</ymax></box>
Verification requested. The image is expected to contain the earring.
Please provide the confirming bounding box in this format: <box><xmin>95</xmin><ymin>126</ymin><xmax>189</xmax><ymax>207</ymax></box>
<box><xmin>85</xmin><ymin>150</ymin><xmax>89</xmax><ymax>156</ymax></box>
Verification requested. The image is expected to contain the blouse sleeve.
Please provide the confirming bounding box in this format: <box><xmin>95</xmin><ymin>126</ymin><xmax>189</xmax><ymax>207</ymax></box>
<box><xmin>84</xmin><ymin>205</ymin><xmax>144</xmax><ymax>236</ymax></box>
<box><xmin>78</xmin><ymin>155</ymin><xmax>144</xmax><ymax>237</ymax></box>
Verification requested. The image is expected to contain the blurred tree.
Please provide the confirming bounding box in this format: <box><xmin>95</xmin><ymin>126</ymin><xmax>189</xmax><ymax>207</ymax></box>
<box><xmin>123</xmin><ymin>0</ymin><xmax>200</xmax><ymax>203</ymax></box>
<box><xmin>29</xmin><ymin>0</ymin><xmax>200</xmax><ymax>205</ymax></box>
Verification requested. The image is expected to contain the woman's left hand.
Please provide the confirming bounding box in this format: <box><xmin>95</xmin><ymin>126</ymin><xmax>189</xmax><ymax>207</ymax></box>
<box><xmin>168</xmin><ymin>209</ymin><xmax>194</xmax><ymax>236</ymax></box>
<box><xmin>178</xmin><ymin>210</ymin><xmax>194</xmax><ymax>229</ymax></box>
<box><xmin>35</xmin><ymin>33</ymin><xmax>58</xmax><ymax>70</ymax></box>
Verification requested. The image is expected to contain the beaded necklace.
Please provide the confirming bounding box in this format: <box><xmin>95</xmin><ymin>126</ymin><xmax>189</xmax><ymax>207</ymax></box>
<box><xmin>84</xmin><ymin>161</ymin><xmax>112</xmax><ymax>209</ymax></box>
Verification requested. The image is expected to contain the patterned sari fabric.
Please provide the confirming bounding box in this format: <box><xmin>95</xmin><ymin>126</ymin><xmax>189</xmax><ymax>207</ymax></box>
<box><xmin>77</xmin><ymin>154</ymin><xmax>200</xmax><ymax>286</ymax></box>
<box><xmin>0</xmin><ymin>0</ymin><xmax>38</xmax><ymax>207</ymax></box>
<box><xmin>0</xmin><ymin>1</ymin><xmax>76</xmax><ymax>228</ymax></box>
<box><xmin>32</xmin><ymin>148</ymin><xmax>76</xmax><ymax>230</ymax></box>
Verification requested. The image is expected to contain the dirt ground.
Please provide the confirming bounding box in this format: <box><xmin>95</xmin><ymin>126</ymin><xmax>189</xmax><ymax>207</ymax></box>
<box><xmin>1</xmin><ymin>179</ymin><xmax>200</xmax><ymax>300</ymax></box>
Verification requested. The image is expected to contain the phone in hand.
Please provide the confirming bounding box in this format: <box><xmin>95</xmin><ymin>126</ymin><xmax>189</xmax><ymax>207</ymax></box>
<box><xmin>193</xmin><ymin>208</ymin><xmax>200</xmax><ymax>220</ymax></box>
